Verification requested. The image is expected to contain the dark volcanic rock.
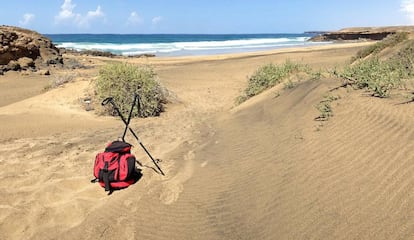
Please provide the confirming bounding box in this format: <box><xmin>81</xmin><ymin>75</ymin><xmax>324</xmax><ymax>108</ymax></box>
<box><xmin>0</xmin><ymin>25</ymin><xmax>63</xmax><ymax>72</ymax></box>
<box><xmin>309</xmin><ymin>26</ymin><xmax>414</xmax><ymax>42</ymax></box>
<box><xmin>310</xmin><ymin>31</ymin><xmax>393</xmax><ymax>42</ymax></box>
<box><xmin>60</xmin><ymin>48</ymin><xmax>156</xmax><ymax>58</ymax></box>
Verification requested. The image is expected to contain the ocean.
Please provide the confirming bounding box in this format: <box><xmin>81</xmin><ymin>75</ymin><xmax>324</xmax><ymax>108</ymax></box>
<box><xmin>45</xmin><ymin>33</ymin><xmax>330</xmax><ymax>57</ymax></box>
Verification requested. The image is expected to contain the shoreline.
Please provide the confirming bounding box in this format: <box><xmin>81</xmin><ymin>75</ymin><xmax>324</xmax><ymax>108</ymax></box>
<box><xmin>1</xmin><ymin>34</ymin><xmax>413</xmax><ymax>240</ymax></box>
<box><xmin>48</xmin><ymin>32</ymin><xmax>321</xmax><ymax>58</ymax></box>
<box><xmin>76</xmin><ymin>41</ymin><xmax>374</xmax><ymax>65</ymax></box>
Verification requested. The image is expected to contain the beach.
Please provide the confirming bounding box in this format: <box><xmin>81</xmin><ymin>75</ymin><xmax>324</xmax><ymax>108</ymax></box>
<box><xmin>47</xmin><ymin>33</ymin><xmax>324</xmax><ymax>57</ymax></box>
<box><xmin>0</xmin><ymin>41</ymin><xmax>413</xmax><ymax>240</ymax></box>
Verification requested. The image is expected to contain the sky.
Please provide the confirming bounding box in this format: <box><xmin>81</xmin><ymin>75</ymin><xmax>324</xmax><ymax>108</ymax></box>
<box><xmin>0</xmin><ymin>0</ymin><xmax>413</xmax><ymax>34</ymax></box>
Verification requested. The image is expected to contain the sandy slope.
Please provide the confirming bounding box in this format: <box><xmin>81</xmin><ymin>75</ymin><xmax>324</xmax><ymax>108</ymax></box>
<box><xmin>0</xmin><ymin>42</ymin><xmax>413</xmax><ymax>240</ymax></box>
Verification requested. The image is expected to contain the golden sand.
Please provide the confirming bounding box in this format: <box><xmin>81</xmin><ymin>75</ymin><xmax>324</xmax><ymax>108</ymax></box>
<box><xmin>0</xmin><ymin>42</ymin><xmax>413</xmax><ymax>239</ymax></box>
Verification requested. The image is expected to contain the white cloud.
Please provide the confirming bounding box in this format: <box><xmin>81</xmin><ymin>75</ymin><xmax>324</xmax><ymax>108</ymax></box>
<box><xmin>401</xmin><ymin>0</ymin><xmax>414</xmax><ymax>23</ymax></box>
<box><xmin>55</xmin><ymin>0</ymin><xmax>105</xmax><ymax>28</ymax></box>
<box><xmin>86</xmin><ymin>6</ymin><xmax>104</xmax><ymax>19</ymax></box>
<box><xmin>127</xmin><ymin>11</ymin><xmax>142</xmax><ymax>25</ymax></box>
<box><xmin>19</xmin><ymin>13</ymin><xmax>35</xmax><ymax>26</ymax></box>
<box><xmin>55</xmin><ymin>0</ymin><xmax>79</xmax><ymax>22</ymax></box>
<box><xmin>78</xmin><ymin>5</ymin><xmax>105</xmax><ymax>28</ymax></box>
<box><xmin>152</xmin><ymin>16</ymin><xmax>162</xmax><ymax>25</ymax></box>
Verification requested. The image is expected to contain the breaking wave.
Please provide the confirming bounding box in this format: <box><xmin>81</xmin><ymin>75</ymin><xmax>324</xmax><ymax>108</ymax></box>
<box><xmin>51</xmin><ymin>34</ymin><xmax>330</xmax><ymax>57</ymax></box>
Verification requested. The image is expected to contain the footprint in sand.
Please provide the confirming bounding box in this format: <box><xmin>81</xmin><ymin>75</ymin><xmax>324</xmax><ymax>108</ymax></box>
<box><xmin>159</xmin><ymin>150</ymin><xmax>195</xmax><ymax>205</ymax></box>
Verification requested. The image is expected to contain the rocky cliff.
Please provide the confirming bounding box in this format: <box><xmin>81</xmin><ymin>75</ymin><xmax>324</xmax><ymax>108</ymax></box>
<box><xmin>309</xmin><ymin>26</ymin><xmax>414</xmax><ymax>42</ymax></box>
<box><xmin>0</xmin><ymin>25</ymin><xmax>63</xmax><ymax>73</ymax></box>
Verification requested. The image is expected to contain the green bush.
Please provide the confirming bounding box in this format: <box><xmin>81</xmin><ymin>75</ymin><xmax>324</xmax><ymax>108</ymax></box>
<box><xmin>351</xmin><ymin>32</ymin><xmax>409</xmax><ymax>62</ymax></box>
<box><xmin>315</xmin><ymin>101</ymin><xmax>333</xmax><ymax>120</ymax></box>
<box><xmin>389</xmin><ymin>40</ymin><xmax>414</xmax><ymax>77</ymax></box>
<box><xmin>237</xmin><ymin>60</ymin><xmax>307</xmax><ymax>103</ymax></box>
<box><xmin>342</xmin><ymin>58</ymin><xmax>403</xmax><ymax>98</ymax></box>
<box><xmin>95</xmin><ymin>62</ymin><xmax>168</xmax><ymax>117</ymax></box>
<box><xmin>315</xmin><ymin>94</ymin><xmax>340</xmax><ymax>121</ymax></box>
<box><xmin>341</xmin><ymin>40</ymin><xmax>414</xmax><ymax>98</ymax></box>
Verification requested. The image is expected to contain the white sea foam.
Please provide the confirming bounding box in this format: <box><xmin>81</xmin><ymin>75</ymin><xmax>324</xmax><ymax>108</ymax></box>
<box><xmin>56</xmin><ymin>37</ymin><xmax>329</xmax><ymax>57</ymax></box>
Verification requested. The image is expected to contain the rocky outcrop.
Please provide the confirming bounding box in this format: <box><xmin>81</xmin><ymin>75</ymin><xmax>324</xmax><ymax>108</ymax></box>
<box><xmin>60</xmin><ymin>48</ymin><xmax>156</xmax><ymax>58</ymax></box>
<box><xmin>309</xmin><ymin>26</ymin><xmax>414</xmax><ymax>42</ymax></box>
<box><xmin>310</xmin><ymin>32</ymin><xmax>393</xmax><ymax>41</ymax></box>
<box><xmin>0</xmin><ymin>25</ymin><xmax>63</xmax><ymax>73</ymax></box>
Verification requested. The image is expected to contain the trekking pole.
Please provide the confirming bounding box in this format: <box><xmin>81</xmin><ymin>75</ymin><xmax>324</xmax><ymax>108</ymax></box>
<box><xmin>102</xmin><ymin>97</ymin><xmax>165</xmax><ymax>176</ymax></box>
<box><xmin>121</xmin><ymin>94</ymin><xmax>138</xmax><ymax>141</ymax></box>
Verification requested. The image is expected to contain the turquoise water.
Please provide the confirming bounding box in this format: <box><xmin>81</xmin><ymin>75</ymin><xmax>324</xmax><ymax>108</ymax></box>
<box><xmin>46</xmin><ymin>33</ymin><xmax>330</xmax><ymax>57</ymax></box>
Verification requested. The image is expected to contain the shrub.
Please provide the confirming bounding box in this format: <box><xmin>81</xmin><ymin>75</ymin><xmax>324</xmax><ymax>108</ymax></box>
<box><xmin>351</xmin><ymin>32</ymin><xmax>409</xmax><ymax>62</ymax></box>
<box><xmin>315</xmin><ymin>94</ymin><xmax>341</xmax><ymax>121</ymax></box>
<box><xmin>342</xmin><ymin>58</ymin><xmax>403</xmax><ymax>98</ymax></box>
<box><xmin>310</xmin><ymin>70</ymin><xmax>323</xmax><ymax>80</ymax></box>
<box><xmin>389</xmin><ymin>40</ymin><xmax>414</xmax><ymax>77</ymax></box>
<box><xmin>315</xmin><ymin>101</ymin><xmax>333</xmax><ymax>120</ymax></box>
<box><xmin>283</xmin><ymin>79</ymin><xmax>297</xmax><ymax>89</ymax></box>
<box><xmin>341</xmin><ymin>40</ymin><xmax>414</xmax><ymax>98</ymax></box>
<box><xmin>95</xmin><ymin>62</ymin><xmax>168</xmax><ymax>118</ymax></box>
<box><xmin>237</xmin><ymin>60</ymin><xmax>307</xmax><ymax>103</ymax></box>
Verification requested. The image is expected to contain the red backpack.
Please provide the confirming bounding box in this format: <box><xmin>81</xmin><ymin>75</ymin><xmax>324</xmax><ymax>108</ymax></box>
<box><xmin>92</xmin><ymin>141</ymin><xmax>139</xmax><ymax>192</ymax></box>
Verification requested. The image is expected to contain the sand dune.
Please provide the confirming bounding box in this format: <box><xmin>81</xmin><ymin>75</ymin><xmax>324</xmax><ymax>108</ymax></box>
<box><xmin>0</xmin><ymin>42</ymin><xmax>413</xmax><ymax>239</ymax></box>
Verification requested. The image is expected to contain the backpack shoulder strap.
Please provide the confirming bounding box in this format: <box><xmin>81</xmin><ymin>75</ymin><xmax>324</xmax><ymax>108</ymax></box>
<box><xmin>103</xmin><ymin>161</ymin><xmax>111</xmax><ymax>192</ymax></box>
